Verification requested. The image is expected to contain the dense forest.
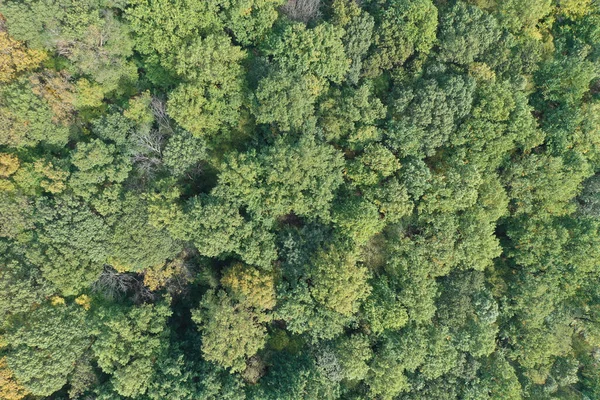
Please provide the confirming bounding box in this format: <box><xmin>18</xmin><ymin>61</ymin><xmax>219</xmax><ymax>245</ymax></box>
<box><xmin>1</xmin><ymin>0</ymin><xmax>600</xmax><ymax>398</ymax></box>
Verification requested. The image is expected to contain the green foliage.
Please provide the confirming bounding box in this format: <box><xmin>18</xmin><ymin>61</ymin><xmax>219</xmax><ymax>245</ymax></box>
<box><xmin>0</xmin><ymin>192</ymin><xmax>34</xmax><ymax>239</ymax></box>
<box><xmin>248</xmin><ymin>351</ymin><xmax>340</xmax><ymax>400</ymax></box>
<box><xmin>496</xmin><ymin>0</ymin><xmax>554</xmax><ymax>32</ymax></box>
<box><xmin>180</xmin><ymin>194</ymin><xmax>277</xmax><ymax>268</ymax></box>
<box><xmin>362</xmin><ymin>277</ymin><xmax>409</xmax><ymax>334</ymax></box>
<box><xmin>503</xmin><ymin>153</ymin><xmax>585</xmax><ymax>216</ymax></box>
<box><xmin>126</xmin><ymin>0</ymin><xmax>221</xmax><ymax>59</ymax></box>
<box><xmin>332</xmin><ymin>0</ymin><xmax>375</xmax><ymax>84</ymax></box>
<box><xmin>167</xmin><ymin>35</ymin><xmax>246</xmax><ymax>138</ymax></box>
<box><xmin>254</xmin><ymin>70</ymin><xmax>324</xmax><ymax>131</ymax></box>
<box><xmin>221</xmin><ymin>0</ymin><xmax>283</xmax><ymax>46</ymax></box>
<box><xmin>32</xmin><ymin>195</ymin><xmax>110</xmax><ymax>295</ymax></box>
<box><xmin>4</xmin><ymin>303</ymin><xmax>92</xmax><ymax>396</ymax></box>
<box><xmin>334</xmin><ymin>334</ymin><xmax>373</xmax><ymax>381</ymax></box>
<box><xmin>163</xmin><ymin>129</ymin><xmax>208</xmax><ymax>176</ymax></box>
<box><xmin>213</xmin><ymin>134</ymin><xmax>345</xmax><ymax>221</ymax></box>
<box><xmin>0</xmin><ymin>249</ymin><xmax>52</xmax><ymax>326</ymax></box>
<box><xmin>93</xmin><ymin>300</ymin><xmax>172</xmax><ymax>397</ymax></box>
<box><xmin>1</xmin><ymin>0</ymin><xmax>137</xmax><ymax>98</ymax></box>
<box><xmin>364</xmin><ymin>0</ymin><xmax>438</xmax><ymax>76</ymax></box>
<box><xmin>69</xmin><ymin>139</ymin><xmax>131</xmax><ymax>199</ymax></box>
<box><xmin>264</xmin><ymin>22</ymin><xmax>349</xmax><ymax>83</ymax></box>
<box><xmin>437</xmin><ymin>2</ymin><xmax>501</xmax><ymax>65</ymax></box>
<box><xmin>0</xmin><ymin>79</ymin><xmax>70</xmax><ymax>148</ymax></box>
<box><xmin>310</xmin><ymin>247</ymin><xmax>371</xmax><ymax>316</ymax></box>
<box><xmin>107</xmin><ymin>194</ymin><xmax>180</xmax><ymax>272</ymax></box>
<box><xmin>390</xmin><ymin>69</ymin><xmax>476</xmax><ymax>157</ymax></box>
<box><xmin>1</xmin><ymin>1</ymin><xmax>600</xmax><ymax>399</ymax></box>
<box><xmin>332</xmin><ymin>194</ymin><xmax>385</xmax><ymax>244</ymax></box>
<box><xmin>192</xmin><ymin>290</ymin><xmax>267</xmax><ymax>372</ymax></box>
<box><xmin>317</xmin><ymin>83</ymin><xmax>386</xmax><ymax>144</ymax></box>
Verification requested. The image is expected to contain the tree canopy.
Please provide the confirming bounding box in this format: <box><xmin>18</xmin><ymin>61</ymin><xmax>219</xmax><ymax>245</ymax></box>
<box><xmin>1</xmin><ymin>0</ymin><xmax>600</xmax><ymax>399</ymax></box>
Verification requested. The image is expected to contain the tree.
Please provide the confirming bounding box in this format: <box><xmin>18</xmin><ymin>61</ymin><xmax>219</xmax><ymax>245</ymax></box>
<box><xmin>0</xmin><ymin>356</ymin><xmax>29</xmax><ymax>400</ymax></box>
<box><xmin>248</xmin><ymin>351</ymin><xmax>340</xmax><ymax>400</ymax></box>
<box><xmin>1</xmin><ymin>0</ymin><xmax>137</xmax><ymax>98</ymax></box>
<box><xmin>331</xmin><ymin>194</ymin><xmax>386</xmax><ymax>245</ymax></box>
<box><xmin>496</xmin><ymin>0</ymin><xmax>553</xmax><ymax>33</ymax></box>
<box><xmin>3</xmin><ymin>303</ymin><xmax>92</xmax><ymax>397</ymax></box>
<box><xmin>578</xmin><ymin>174</ymin><xmax>600</xmax><ymax>217</ymax></box>
<box><xmin>69</xmin><ymin>139</ymin><xmax>131</xmax><ymax>199</ymax></box>
<box><xmin>92</xmin><ymin>300</ymin><xmax>172</xmax><ymax>398</ymax></box>
<box><xmin>253</xmin><ymin>70</ymin><xmax>324</xmax><ymax>131</ymax></box>
<box><xmin>0</xmin><ymin>257</ymin><xmax>51</xmax><ymax>328</ymax></box>
<box><xmin>167</xmin><ymin>77</ymin><xmax>245</xmax><ymax>139</ymax></box>
<box><xmin>316</xmin><ymin>83</ymin><xmax>386</xmax><ymax>145</ymax></box>
<box><xmin>0</xmin><ymin>79</ymin><xmax>70</xmax><ymax>148</ymax></box>
<box><xmin>502</xmin><ymin>153</ymin><xmax>585</xmax><ymax>216</ymax></box>
<box><xmin>279</xmin><ymin>0</ymin><xmax>321</xmax><ymax>23</ymax></box>
<box><xmin>31</xmin><ymin>195</ymin><xmax>110</xmax><ymax>295</ymax></box>
<box><xmin>310</xmin><ymin>247</ymin><xmax>371</xmax><ymax>316</ymax></box>
<box><xmin>221</xmin><ymin>263</ymin><xmax>276</xmax><ymax>311</ymax></box>
<box><xmin>346</xmin><ymin>143</ymin><xmax>399</xmax><ymax>185</ymax></box>
<box><xmin>437</xmin><ymin>2</ymin><xmax>501</xmax><ymax>65</ymax></box>
<box><xmin>167</xmin><ymin>35</ymin><xmax>246</xmax><ymax>138</ymax></box>
<box><xmin>389</xmin><ymin>70</ymin><xmax>476</xmax><ymax>157</ymax></box>
<box><xmin>220</xmin><ymin>0</ymin><xmax>282</xmax><ymax>46</ymax></box>
<box><xmin>192</xmin><ymin>290</ymin><xmax>267</xmax><ymax>373</ymax></box>
<box><xmin>1</xmin><ymin>0</ymin><xmax>600</xmax><ymax>398</ymax></box>
<box><xmin>331</xmin><ymin>0</ymin><xmax>375</xmax><ymax>84</ymax></box>
<box><xmin>362</xmin><ymin>277</ymin><xmax>409</xmax><ymax>334</ymax></box>
<box><xmin>180</xmin><ymin>194</ymin><xmax>278</xmax><ymax>268</ymax></box>
<box><xmin>264</xmin><ymin>22</ymin><xmax>349</xmax><ymax>83</ymax></box>
<box><xmin>163</xmin><ymin>129</ymin><xmax>208</xmax><ymax>176</ymax></box>
<box><xmin>333</xmin><ymin>334</ymin><xmax>373</xmax><ymax>381</ymax></box>
<box><xmin>213</xmin><ymin>134</ymin><xmax>345</xmax><ymax>221</ymax></box>
<box><xmin>126</xmin><ymin>0</ymin><xmax>222</xmax><ymax>67</ymax></box>
<box><xmin>364</xmin><ymin>0</ymin><xmax>438</xmax><ymax>76</ymax></box>
<box><xmin>0</xmin><ymin>21</ymin><xmax>46</xmax><ymax>83</ymax></box>
<box><xmin>0</xmin><ymin>192</ymin><xmax>33</xmax><ymax>239</ymax></box>
<box><xmin>107</xmin><ymin>194</ymin><xmax>180</xmax><ymax>272</ymax></box>
<box><xmin>436</xmin><ymin>271</ymin><xmax>499</xmax><ymax>358</ymax></box>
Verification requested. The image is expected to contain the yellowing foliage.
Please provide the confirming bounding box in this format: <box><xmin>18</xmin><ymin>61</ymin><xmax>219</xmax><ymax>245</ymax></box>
<box><xmin>33</xmin><ymin>160</ymin><xmax>69</xmax><ymax>194</ymax></box>
<box><xmin>0</xmin><ymin>153</ymin><xmax>19</xmax><ymax>178</ymax></box>
<box><xmin>50</xmin><ymin>295</ymin><xmax>66</xmax><ymax>306</ymax></box>
<box><xmin>143</xmin><ymin>259</ymin><xmax>187</xmax><ymax>291</ymax></box>
<box><xmin>75</xmin><ymin>78</ymin><xmax>104</xmax><ymax>109</ymax></box>
<box><xmin>0</xmin><ymin>357</ymin><xmax>29</xmax><ymax>400</ymax></box>
<box><xmin>29</xmin><ymin>71</ymin><xmax>76</xmax><ymax>124</ymax></box>
<box><xmin>469</xmin><ymin>62</ymin><xmax>496</xmax><ymax>82</ymax></box>
<box><xmin>75</xmin><ymin>294</ymin><xmax>91</xmax><ymax>310</ymax></box>
<box><xmin>107</xmin><ymin>257</ymin><xmax>131</xmax><ymax>273</ymax></box>
<box><xmin>557</xmin><ymin>0</ymin><xmax>594</xmax><ymax>19</ymax></box>
<box><xmin>0</xmin><ymin>23</ymin><xmax>47</xmax><ymax>83</ymax></box>
<box><xmin>221</xmin><ymin>263</ymin><xmax>276</xmax><ymax>311</ymax></box>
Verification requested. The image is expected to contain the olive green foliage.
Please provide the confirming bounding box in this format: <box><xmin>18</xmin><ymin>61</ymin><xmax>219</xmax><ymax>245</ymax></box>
<box><xmin>1</xmin><ymin>0</ymin><xmax>600</xmax><ymax>399</ymax></box>
<box><xmin>33</xmin><ymin>196</ymin><xmax>111</xmax><ymax>295</ymax></box>
<box><xmin>437</xmin><ymin>2</ymin><xmax>501</xmax><ymax>65</ymax></box>
<box><xmin>3</xmin><ymin>303</ymin><xmax>92</xmax><ymax>397</ymax></box>
<box><xmin>93</xmin><ymin>301</ymin><xmax>172</xmax><ymax>397</ymax></box>
<box><xmin>167</xmin><ymin>35</ymin><xmax>246</xmax><ymax>138</ymax></box>
<box><xmin>0</xmin><ymin>79</ymin><xmax>70</xmax><ymax>148</ymax></box>
<box><xmin>364</xmin><ymin>0</ymin><xmax>438</xmax><ymax>75</ymax></box>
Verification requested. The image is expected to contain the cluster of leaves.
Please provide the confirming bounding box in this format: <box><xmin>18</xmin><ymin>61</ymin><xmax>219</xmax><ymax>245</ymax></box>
<box><xmin>1</xmin><ymin>0</ymin><xmax>600</xmax><ymax>399</ymax></box>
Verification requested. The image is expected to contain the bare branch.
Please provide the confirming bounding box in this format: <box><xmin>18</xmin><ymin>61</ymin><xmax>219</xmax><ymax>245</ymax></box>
<box><xmin>92</xmin><ymin>267</ymin><xmax>136</xmax><ymax>301</ymax></box>
<box><xmin>150</xmin><ymin>97</ymin><xmax>173</xmax><ymax>134</ymax></box>
<box><xmin>280</xmin><ymin>0</ymin><xmax>321</xmax><ymax>23</ymax></box>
